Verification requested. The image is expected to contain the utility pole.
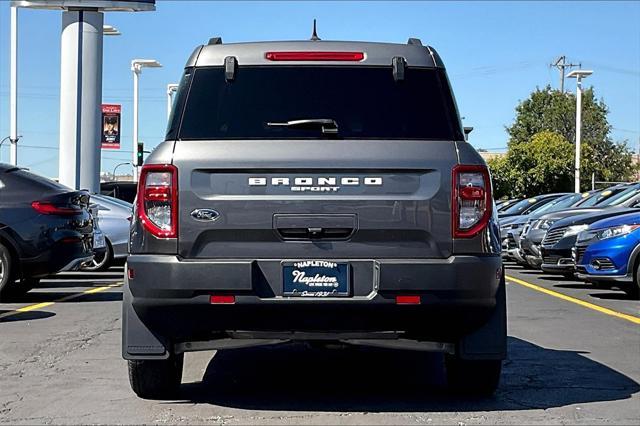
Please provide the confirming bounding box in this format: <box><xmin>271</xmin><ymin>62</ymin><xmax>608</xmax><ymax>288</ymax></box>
<box><xmin>10</xmin><ymin>6</ymin><xmax>18</xmax><ymax>166</ymax></box>
<box><xmin>551</xmin><ymin>56</ymin><xmax>580</xmax><ymax>93</ymax></box>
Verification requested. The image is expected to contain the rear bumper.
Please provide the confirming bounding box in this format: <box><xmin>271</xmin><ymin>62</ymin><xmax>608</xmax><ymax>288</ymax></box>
<box><xmin>20</xmin><ymin>240</ymin><xmax>94</xmax><ymax>277</ymax></box>
<box><xmin>123</xmin><ymin>254</ymin><xmax>505</xmax><ymax>360</ymax></box>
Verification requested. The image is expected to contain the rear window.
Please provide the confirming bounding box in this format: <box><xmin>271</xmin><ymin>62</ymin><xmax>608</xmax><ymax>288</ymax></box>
<box><xmin>171</xmin><ymin>66</ymin><xmax>463</xmax><ymax>141</ymax></box>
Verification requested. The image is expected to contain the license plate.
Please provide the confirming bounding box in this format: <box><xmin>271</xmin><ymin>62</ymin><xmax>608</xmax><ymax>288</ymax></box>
<box><xmin>94</xmin><ymin>233</ymin><xmax>106</xmax><ymax>249</ymax></box>
<box><xmin>283</xmin><ymin>261</ymin><xmax>350</xmax><ymax>297</ymax></box>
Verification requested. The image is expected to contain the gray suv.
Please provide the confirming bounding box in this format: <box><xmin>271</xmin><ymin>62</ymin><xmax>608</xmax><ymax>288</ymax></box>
<box><xmin>123</xmin><ymin>37</ymin><xmax>505</xmax><ymax>399</ymax></box>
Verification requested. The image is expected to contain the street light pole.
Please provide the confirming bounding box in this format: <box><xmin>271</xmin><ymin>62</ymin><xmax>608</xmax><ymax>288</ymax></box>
<box><xmin>112</xmin><ymin>162</ymin><xmax>132</xmax><ymax>181</ymax></box>
<box><xmin>567</xmin><ymin>70</ymin><xmax>593</xmax><ymax>193</ymax></box>
<box><xmin>167</xmin><ymin>83</ymin><xmax>178</xmax><ymax>120</ymax></box>
<box><xmin>131</xmin><ymin>59</ymin><xmax>162</xmax><ymax>182</ymax></box>
<box><xmin>10</xmin><ymin>6</ymin><xmax>18</xmax><ymax>166</ymax></box>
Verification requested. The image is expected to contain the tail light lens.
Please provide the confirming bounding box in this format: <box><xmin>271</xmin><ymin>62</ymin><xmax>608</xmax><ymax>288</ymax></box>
<box><xmin>31</xmin><ymin>201</ymin><xmax>82</xmax><ymax>216</ymax></box>
<box><xmin>452</xmin><ymin>165</ymin><xmax>492</xmax><ymax>238</ymax></box>
<box><xmin>137</xmin><ymin>164</ymin><xmax>178</xmax><ymax>238</ymax></box>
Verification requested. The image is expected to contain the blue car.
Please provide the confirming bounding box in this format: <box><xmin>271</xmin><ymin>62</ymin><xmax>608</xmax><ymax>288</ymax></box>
<box><xmin>574</xmin><ymin>211</ymin><xmax>640</xmax><ymax>298</ymax></box>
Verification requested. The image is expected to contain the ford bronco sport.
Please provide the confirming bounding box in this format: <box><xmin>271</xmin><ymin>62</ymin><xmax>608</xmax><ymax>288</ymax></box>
<box><xmin>123</xmin><ymin>37</ymin><xmax>506</xmax><ymax>399</ymax></box>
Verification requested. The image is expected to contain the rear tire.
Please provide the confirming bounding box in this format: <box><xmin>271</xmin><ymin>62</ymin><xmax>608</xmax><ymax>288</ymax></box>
<box><xmin>445</xmin><ymin>355</ymin><xmax>502</xmax><ymax>396</ymax></box>
<box><xmin>0</xmin><ymin>242</ymin><xmax>15</xmax><ymax>301</ymax></box>
<box><xmin>128</xmin><ymin>353</ymin><xmax>184</xmax><ymax>400</ymax></box>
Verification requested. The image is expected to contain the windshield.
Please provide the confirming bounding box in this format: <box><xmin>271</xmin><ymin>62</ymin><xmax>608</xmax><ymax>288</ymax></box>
<box><xmin>577</xmin><ymin>186</ymin><xmax>626</xmax><ymax>207</ymax></box>
<box><xmin>173</xmin><ymin>66</ymin><xmax>463</xmax><ymax>140</ymax></box>
<box><xmin>501</xmin><ymin>198</ymin><xmax>541</xmax><ymax>215</ymax></box>
<box><xmin>601</xmin><ymin>185</ymin><xmax>640</xmax><ymax>206</ymax></box>
<box><xmin>533</xmin><ymin>193</ymin><xmax>582</xmax><ymax>215</ymax></box>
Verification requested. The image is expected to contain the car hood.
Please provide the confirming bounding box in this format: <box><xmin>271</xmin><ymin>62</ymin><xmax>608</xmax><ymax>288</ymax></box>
<box><xmin>534</xmin><ymin>207</ymin><xmax>606</xmax><ymax>221</ymax></box>
<box><xmin>499</xmin><ymin>215</ymin><xmax>529</xmax><ymax>227</ymax></box>
<box><xmin>550</xmin><ymin>207</ymin><xmax>637</xmax><ymax>229</ymax></box>
<box><xmin>588</xmin><ymin>211</ymin><xmax>640</xmax><ymax>231</ymax></box>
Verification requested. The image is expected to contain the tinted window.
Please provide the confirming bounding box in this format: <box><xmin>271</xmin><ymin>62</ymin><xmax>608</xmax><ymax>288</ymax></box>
<box><xmin>175</xmin><ymin>66</ymin><xmax>462</xmax><ymax>140</ymax></box>
<box><xmin>502</xmin><ymin>198</ymin><xmax>541</xmax><ymax>215</ymax></box>
<box><xmin>601</xmin><ymin>186</ymin><xmax>640</xmax><ymax>206</ymax></box>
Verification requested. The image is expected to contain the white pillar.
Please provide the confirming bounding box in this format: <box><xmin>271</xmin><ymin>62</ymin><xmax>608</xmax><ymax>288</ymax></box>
<box><xmin>574</xmin><ymin>77</ymin><xmax>583</xmax><ymax>193</ymax></box>
<box><xmin>9</xmin><ymin>7</ymin><xmax>18</xmax><ymax>166</ymax></box>
<box><xmin>58</xmin><ymin>10</ymin><xmax>103</xmax><ymax>192</ymax></box>
<box><xmin>132</xmin><ymin>65</ymin><xmax>140</xmax><ymax>182</ymax></box>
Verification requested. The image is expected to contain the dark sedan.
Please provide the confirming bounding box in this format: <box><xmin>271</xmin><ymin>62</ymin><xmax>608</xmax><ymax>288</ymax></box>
<box><xmin>0</xmin><ymin>164</ymin><xmax>94</xmax><ymax>300</ymax></box>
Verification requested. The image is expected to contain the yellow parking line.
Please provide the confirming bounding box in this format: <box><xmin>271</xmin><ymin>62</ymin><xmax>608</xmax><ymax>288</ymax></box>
<box><xmin>0</xmin><ymin>282</ymin><xmax>122</xmax><ymax>322</ymax></box>
<box><xmin>506</xmin><ymin>275</ymin><xmax>640</xmax><ymax>325</ymax></box>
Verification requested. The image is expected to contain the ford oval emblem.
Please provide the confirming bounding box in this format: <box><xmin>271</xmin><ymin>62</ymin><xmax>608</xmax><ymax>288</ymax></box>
<box><xmin>190</xmin><ymin>208</ymin><xmax>220</xmax><ymax>222</ymax></box>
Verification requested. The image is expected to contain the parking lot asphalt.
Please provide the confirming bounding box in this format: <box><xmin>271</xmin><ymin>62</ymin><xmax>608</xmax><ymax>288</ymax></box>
<box><xmin>0</xmin><ymin>264</ymin><xmax>638</xmax><ymax>425</ymax></box>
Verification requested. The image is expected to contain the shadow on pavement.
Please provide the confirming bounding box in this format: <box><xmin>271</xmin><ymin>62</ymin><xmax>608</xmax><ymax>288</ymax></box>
<box><xmin>11</xmin><ymin>291</ymin><xmax>122</xmax><ymax>304</ymax></box>
<box><xmin>176</xmin><ymin>337</ymin><xmax>640</xmax><ymax>412</ymax></box>
<box><xmin>0</xmin><ymin>310</ymin><xmax>55</xmax><ymax>323</ymax></box>
<box><xmin>590</xmin><ymin>292</ymin><xmax>635</xmax><ymax>301</ymax></box>
<box><xmin>554</xmin><ymin>283</ymin><xmax>598</xmax><ymax>290</ymax></box>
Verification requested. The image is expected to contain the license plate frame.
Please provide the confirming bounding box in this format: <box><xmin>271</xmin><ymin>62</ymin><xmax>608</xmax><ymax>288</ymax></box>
<box><xmin>283</xmin><ymin>260</ymin><xmax>350</xmax><ymax>297</ymax></box>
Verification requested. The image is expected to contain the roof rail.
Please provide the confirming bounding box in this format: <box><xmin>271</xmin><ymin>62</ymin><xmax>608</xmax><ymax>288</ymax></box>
<box><xmin>208</xmin><ymin>37</ymin><xmax>223</xmax><ymax>45</ymax></box>
<box><xmin>407</xmin><ymin>38</ymin><xmax>423</xmax><ymax>46</ymax></box>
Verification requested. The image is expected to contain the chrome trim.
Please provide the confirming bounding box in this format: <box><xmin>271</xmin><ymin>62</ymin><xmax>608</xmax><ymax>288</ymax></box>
<box><xmin>59</xmin><ymin>255</ymin><xmax>94</xmax><ymax>272</ymax></box>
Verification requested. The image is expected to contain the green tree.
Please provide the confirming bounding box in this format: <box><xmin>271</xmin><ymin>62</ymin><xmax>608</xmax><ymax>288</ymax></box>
<box><xmin>490</xmin><ymin>86</ymin><xmax>636</xmax><ymax>197</ymax></box>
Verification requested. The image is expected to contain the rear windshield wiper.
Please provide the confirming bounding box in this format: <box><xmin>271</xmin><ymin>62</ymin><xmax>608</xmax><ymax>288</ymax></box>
<box><xmin>266</xmin><ymin>119</ymin><xmax>339</xmax><ymax>135</ymax></box>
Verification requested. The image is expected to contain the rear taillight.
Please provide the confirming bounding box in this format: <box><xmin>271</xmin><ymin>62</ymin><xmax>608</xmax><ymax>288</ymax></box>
<box><xmin>452</xmin><ymin>165</ymin><xmax>492</xmax><ymax>238</ymax></box>
<box><xmin>137</xmin><ymin>164</ymin><xmax>178</xmax><ymax>238</ymax></box>
<box><xmin>265</xmin><ymin>51</ymin><xmax>365</xmax><ymax>61</ymax></box>
<box><xmin>31</xmin><ymin>201</ymin><xmax>82</xmax><ymax>216</ymax></box>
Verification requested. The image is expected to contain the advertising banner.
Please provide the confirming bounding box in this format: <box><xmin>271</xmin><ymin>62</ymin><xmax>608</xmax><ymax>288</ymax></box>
<box><xmin>101</xmin><ymin>104</ymin><xmax>121</xmax><ymax>149</ymax></box>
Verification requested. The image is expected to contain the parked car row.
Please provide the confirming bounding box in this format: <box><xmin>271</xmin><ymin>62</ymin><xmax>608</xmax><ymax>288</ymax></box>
<box><xmin>500</xmin><ymin>183</ymin><xmax>640</xmax><ymax>298</ymax></box>
<box><xmin>0</xmin><ymin>163</ymin><xmax>132</xmax><ymax>301</ymax></box>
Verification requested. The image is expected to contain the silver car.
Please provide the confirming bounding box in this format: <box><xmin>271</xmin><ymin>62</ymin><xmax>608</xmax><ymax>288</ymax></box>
<box><xmin>83</xmin><ymin>194</ymin><xmax>131</xmax><ymax>271</ymax></box>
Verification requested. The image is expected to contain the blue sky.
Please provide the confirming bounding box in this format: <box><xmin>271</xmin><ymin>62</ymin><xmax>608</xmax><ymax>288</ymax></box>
<box><xmin>0</xmin><ymin>0</ymin><xmax>639</xmax><ymax>178</ymax></box>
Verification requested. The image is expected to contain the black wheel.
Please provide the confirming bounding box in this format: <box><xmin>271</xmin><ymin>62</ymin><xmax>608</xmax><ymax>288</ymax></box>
<box><xmin>82</xmin><ymin>241</ymin><xmax>112</xmax><ymax>272</ymax></box>
<box><xmin>128</xmin><ymin>353</ymin><xmax>184</xmax><ymax>400</ymax></box>
<box><xmin>445</xmin><ymin>355</ymin><xmax>502</xmax><ymax>396</ymax></box>
<box><xmin>626</xmin><ymin>262</ymin><xmax>640</xmax><ymax>300</ymax></box>
<box><xmin>0</xmin><ymin>242</ymin><xmax>15</xmax><ymax>301</ymax></box>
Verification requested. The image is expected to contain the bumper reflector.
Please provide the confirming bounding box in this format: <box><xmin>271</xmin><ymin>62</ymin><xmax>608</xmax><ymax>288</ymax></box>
<box><xmin>210</xmin><ymin>295</ymin><xmax>236</xmax><ymax>304</ymax></box>
<box><xmin>396</xmin><ymin>295</ymin><xmax>421</xmax><ymax>305</ymax></box>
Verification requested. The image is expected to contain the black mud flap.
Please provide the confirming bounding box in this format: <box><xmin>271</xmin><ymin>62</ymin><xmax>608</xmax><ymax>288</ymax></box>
<box><xmin>122</xmin><ymin>280</ymin><xmax>169</xmax><ymax>360</ymax></box>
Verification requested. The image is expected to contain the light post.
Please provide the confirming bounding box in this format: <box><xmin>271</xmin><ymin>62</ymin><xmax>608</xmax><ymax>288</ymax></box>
<box><xmin>567</xmin><ymin>69</ymin><xmax>593</xmax><ymax>193</ymax></box>
<box><xmin>112</xmin><ymin>162</ymin><xmax>132</xmax><ymax>181</ymax></box>
<box><xmin>131</xmin><ymin>59</ymin><xmax>162</xmax><ymax>181</ymax></box>
<box><xmin>9</xmin><ymin>6</ymin><xmax>18</xmax><ymax>166</ymax></box>
<box><xmin>167</xmin><ymin>83</ymin><xmax>178</xmax><ymax>120</ymax></box>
